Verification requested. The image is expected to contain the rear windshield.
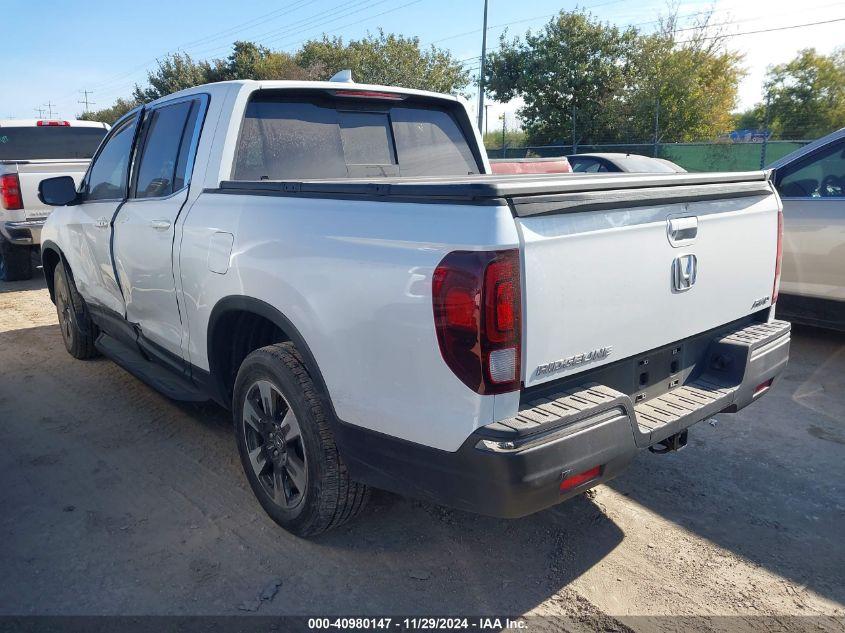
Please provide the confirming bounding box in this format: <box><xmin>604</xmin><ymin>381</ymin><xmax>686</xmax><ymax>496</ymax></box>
<box><xmin>0</xmin><ymin>126</ymin><xmax>107</xmax><ymax>161</ymax></box>
<box><xmin>232</xmin><ymin>93</ymin><xmax>481</xmax><ymax>180</ymax></box>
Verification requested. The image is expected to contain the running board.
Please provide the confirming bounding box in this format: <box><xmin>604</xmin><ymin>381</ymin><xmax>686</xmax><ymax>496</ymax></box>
<box><xmin>95</xmin><ymin>333</ymin><xmax>209</xmax><ymax>402</ymax></box>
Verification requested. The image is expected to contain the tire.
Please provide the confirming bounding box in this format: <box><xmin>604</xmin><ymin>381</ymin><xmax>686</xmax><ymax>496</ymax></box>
<box><xmin>0</xmin><ymin>236</ymin><xmax>32</xmax><ymax>281</ymax></box>
<box><xmin>233</xmin><ymin>342</ymin><xmax>370</xmax><ymax>537</ymax></box>
<box><xmin>53</xmin><ymin>263</ymin><xmax>97</xmax><ymax>359</ymax></box>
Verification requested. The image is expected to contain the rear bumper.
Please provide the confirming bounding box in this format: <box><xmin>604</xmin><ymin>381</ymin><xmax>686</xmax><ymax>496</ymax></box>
<box><xmin>1</xmin><ymin>219</ymin><xmax>45</xmax><ymax>246</ymax></box>
<box><xmin>334</xmin><ymin>319</ymin><xmax>791</xmax><ymax>519</ymax></box>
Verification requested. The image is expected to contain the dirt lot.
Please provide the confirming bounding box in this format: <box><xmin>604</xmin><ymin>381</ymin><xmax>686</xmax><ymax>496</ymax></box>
<box><xmin>1</xmin><ymin>262</ymin><xmax>844</xmax><ymax>630</ymax></box>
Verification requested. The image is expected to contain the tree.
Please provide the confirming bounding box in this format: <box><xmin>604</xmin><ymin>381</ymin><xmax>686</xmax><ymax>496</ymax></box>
<box><xmin>132</xmin><ymin>52</ymin><xmax>211</xmax><ymax>103</ymax></box>
<box><xmin>484</xmin><ymin>10</ymin><xmax>744</xmax><ymax>145</ymax></box>
<box><xmin>79</xmin><ymin>97</ymin><xmax>140</xmax><ymax>125</ymax></box>
<box><xmin>732</xmin><ymin>104</ymin><xmax>766</xmax><ymax>131</ymax></box>
<box><xmin>205</xmin><ymin>41</ymin><xmax>323</xmax><ymax>82</ymax></box>
<box><xmin>485</xmin><ymin>11</ymin><xmax>637</xmax><ymax>145</ymax></box>
<box><xmin>82</xmin><ymin>33</ymin><xmax>469</xmax><ymax>121</ymax></box>
<box><xmin>761</xmin><ymin>48</ymin><xmax>845</xmax><ymax>138</ymax></box>
<box><xmin>297</xmin><ymin>30</ymin><xmax>470</xmax><ymax>94</ymax></box>
<box><xmin>626</xmin><ymin>14</ymin><xmax>743</xmax><ymax>142</ymax></box>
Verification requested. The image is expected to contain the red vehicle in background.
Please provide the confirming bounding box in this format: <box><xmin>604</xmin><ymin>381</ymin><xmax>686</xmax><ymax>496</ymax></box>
<box><xmin>489</xmin><ymin>156</ymin><xmax>572</xmax><ymax>175</ymax></box>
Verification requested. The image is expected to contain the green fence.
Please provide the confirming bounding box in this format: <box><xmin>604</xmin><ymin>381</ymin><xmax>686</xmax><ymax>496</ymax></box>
<box><xmin>485</xmin><ymin>140</ymin><xmax>810</xmax><ymax>172</ymax></box>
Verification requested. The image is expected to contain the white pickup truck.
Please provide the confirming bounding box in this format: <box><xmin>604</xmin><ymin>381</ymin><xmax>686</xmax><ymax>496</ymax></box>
<box><xmin>38</xmin><ymin>78</ymin><xmax>791</xmax><ymax>536</ymax></box>
<box><xmin>0</xmin><ymin>119</ymin><xmax>109</xmax><ymax>280</ymax></box>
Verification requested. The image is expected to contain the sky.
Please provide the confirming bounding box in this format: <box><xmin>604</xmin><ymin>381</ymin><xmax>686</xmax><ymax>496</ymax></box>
<box><xmin>4</xmin><ymin>0</ymin><xmax>844</xmax><ymax>129</ymax></box>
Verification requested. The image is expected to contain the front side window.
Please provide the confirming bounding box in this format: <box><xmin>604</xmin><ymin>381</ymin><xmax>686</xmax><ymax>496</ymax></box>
<box><xmin>778</xmin><ymin>140</ymin><xmax>845</xmax><ymax>198</ymax></box>
<box><xmin>86</xmin><ymin>116</ymin><xmax>138</xmax><ymax>201</ymax></box>
<box><xmin>133</xmin><ymin>100</ymin><xmax>195</xmax><ymax>198</ymax></box>
<box><xmin>232</xmin><ymin>93</ymin><xmax>480</xmax><ymax>180</ymax></box>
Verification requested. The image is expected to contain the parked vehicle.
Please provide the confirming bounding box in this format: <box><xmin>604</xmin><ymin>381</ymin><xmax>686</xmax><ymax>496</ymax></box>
<box><xmin>767</xmin><ymin>128</ymin><xmax>845</xmax><ymax>330</ymax></box>
<box><xmin>489</xmin><ymin>156</ymin><xmax>571</xmax><ymax>174</ymax></box>
<box><xmin>38</xmin><ymin>78</ymin><xmax>790</xmax><ymax>536</ymax></box>
<box><xmin>0</xmin><ymin>119</ymin><xmax>109</xmax><ymax>280</ymax></box>
<box><xmin>568</xmin><ymin>152</ymin><xmax>686</xmax><ymax>173</ymax></box>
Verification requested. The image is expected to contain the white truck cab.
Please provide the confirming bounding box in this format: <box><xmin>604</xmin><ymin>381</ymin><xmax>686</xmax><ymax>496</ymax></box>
<box><xmin>0</xmin><ymin>119</ymin><xmax>109</xmax><ymax>280</ymax></box>
<box><xmin>38</xmin><ymin>79</ymin><xmax>790</xmax><ymax>536</ymax></box>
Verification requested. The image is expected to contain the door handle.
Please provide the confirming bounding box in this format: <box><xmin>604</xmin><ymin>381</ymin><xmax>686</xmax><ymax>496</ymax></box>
<box><xmin>667</xmin><ymin>216</ymin><xmax>698</xmax><ymax>244</ymax></box>
<box><xmin>95</xmin><ymin>217</ymin><xmax>109</xmax><ymax>229</ymax></box>
<box><xmin>150</xmin><ymin>219</ymin><xmax>172</xmax><ymax>231</ymax></box>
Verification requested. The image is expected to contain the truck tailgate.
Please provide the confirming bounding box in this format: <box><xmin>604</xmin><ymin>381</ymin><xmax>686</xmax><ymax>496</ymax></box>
<box><xmin>10</xmin><ymin>160</ymin><xmax>89</xmax><ymax>218</ymax></box>
<box><xmin>511</xmin><ymin>174</ymin><xmax>780</xmax><ymax>388</ymax></box>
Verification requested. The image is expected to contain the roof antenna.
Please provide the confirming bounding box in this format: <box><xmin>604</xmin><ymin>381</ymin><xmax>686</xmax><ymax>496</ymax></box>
<box><xmin>330</xmin><ymin>69</ymin><xmax>354</xmax><ymax>83</ymax></box>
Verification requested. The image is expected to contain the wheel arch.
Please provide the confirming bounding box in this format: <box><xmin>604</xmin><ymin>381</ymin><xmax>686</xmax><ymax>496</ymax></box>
<box><xmin>40</xmin><ymin>240</ymin><xmax>66</xmax><ymax>303</ymax></box>
<box><xmin>206</xmin><ymin>296</ymin><xmax>335</xmax><ymax>415</ymax></box>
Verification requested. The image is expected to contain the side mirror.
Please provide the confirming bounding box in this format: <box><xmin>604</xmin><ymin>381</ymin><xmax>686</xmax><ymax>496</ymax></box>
<box><xmin>38</xmin><ymin>176</ymin><xmax>79</xmax><ymax>206</ymax></box>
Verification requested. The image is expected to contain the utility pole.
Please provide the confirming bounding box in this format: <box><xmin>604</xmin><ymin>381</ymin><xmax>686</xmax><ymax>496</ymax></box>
<box><xmin>476</xmin><ymin>0</ymin><xmax>489</xmax><ymax>132</ymax></box>
<box><xmin>34</xmin><ymin>106</ymin><xmax>46</xmax><ymax>118</ymax></box>
<box><xmin>78</xmin><ymin>90</ymin><xmax>95</xmax><ymax>113</ymax></box>
<box><xmin>484</xmin><ymin>104</ymin><xmax>492</xmax><ymax>135</ymax></box>
<box><xmin>44</xmin><ymin>101</ymin><xmax>55</xmax><ymax>118</ymax></box>
<box><xmin>571</xmin><ymin>105</ymin><xmax>577</xmax><ymax>154</ymax></box>
<box><xmin>653</xmin><ymin>97</ymin><xmax>660</xmax><ymax>158</ymax></box>
<box><xmin>760</xmin><ymin>93</ymin><xmax>772</xmax><ymax>169</ymax></box>
<box><xmin>500</xmin><ymin>112</ymin><xmax>506</xmax><ymax>157</ymax></box>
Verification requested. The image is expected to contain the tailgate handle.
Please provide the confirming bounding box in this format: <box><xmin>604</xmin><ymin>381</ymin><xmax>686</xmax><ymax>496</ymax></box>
<box><xmin>668</xmin><ymin>216</ymin><xmax>698</xmax><ymax>245</ymax></box>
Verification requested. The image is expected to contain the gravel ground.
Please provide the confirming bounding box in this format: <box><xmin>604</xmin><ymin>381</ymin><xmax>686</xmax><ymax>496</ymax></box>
<box><xmin>1</xmin><ymin>261</ymin><xmax>843</xmax><ymax>631</ymax></box>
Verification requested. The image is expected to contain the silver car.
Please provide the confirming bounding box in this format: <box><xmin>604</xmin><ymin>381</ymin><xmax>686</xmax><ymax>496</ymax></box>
<box><xmin>769</xmin><ymin>128</ymin><xmax>845</xmax><ymax>330</ymax></box>
<box><xmin>567</xmin><ymin>152</ymin><xmax>686</xmax><ymax>173</ymax></box>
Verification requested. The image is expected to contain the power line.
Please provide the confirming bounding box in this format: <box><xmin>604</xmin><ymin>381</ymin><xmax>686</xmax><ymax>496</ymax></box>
<box><xmin>78</xmin><ymin>90</ymin><xmax>95</xmax><ymax>112</ymax></box>
<box><xmin>676</xmin><ymin>15</ymin><xmax>845</xmax><ymax>43</ymax></box>
<box><xmin>190</xmin><ymin>0</ymin><xmax>383</xmax><ymax>57</ymax></box>
<box><xmin>429</xmin><ymin>0</ymin><xmax>632</xmax><ymax>47</ymax></box>
<box><xmin>179</xmin><ymin>0</ymin><xmax>316</xmax><ymax>50</ymax></box>
<box><xmin>461</xmin><ymin>10</ymin><xmax>845</xmax><ymax>73</ymax></box>
<box><xmin>261</xmin><ymin>0</ymin><xmax>399</xmax><ymax>49</ymax></box>
<box><xmin>276</xmin><ymin>0</ymin><xmax>425</xmax><ymax>51</ymax></box>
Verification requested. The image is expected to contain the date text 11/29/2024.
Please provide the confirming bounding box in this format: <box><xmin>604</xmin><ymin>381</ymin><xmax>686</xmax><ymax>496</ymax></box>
<box><xmin>307</xmin><ymin>617</ymin><xmax>528</xmax><ymax>630</ymax></box>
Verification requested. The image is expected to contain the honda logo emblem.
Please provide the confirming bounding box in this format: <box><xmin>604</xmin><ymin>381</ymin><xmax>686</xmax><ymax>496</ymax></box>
<box><xmin>672</xmin><ymin>254</ymin><xmax>697</xmax><ymax>292</ymax></box>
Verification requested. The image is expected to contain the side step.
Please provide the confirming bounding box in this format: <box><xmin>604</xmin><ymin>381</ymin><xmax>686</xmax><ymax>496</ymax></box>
<box><xmin>95</xmin><ymin>333</ymin><xmax>208</xmax><ymax>402</ymax></box>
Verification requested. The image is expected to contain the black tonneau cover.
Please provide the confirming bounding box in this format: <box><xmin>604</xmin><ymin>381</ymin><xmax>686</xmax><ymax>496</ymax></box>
<box><xmin>212</xmin><ymin>171</ymin><xmax>774</xmax><ymax>217</ymax></box>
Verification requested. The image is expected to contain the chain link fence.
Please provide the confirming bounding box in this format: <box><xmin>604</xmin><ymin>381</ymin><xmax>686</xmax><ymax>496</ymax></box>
<box><xmin>485</xmin><ymin>140</ymin><xmax>811</xmax><ymax>171</ymax></box>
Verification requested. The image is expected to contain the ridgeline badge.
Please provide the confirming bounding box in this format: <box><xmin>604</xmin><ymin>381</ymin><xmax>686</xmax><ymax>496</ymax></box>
<box><xmin>536</xmin><ymin>346</ymin><xmax>613</xmax><ymax>376</ymax></box>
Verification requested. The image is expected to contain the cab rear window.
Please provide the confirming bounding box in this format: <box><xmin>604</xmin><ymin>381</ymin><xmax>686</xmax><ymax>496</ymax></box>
<box><xmin>0</xmin><ymin>127</ymin><xmax>107</xmax><ymax>161</ymax></box>
<box><xmin>232</xmin><ymin>92</ymin><xmax>481</xmax><ymax>180</ymax></box>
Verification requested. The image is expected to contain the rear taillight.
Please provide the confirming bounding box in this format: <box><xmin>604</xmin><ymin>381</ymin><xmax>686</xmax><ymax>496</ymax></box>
<box><xmin>772</xmin><ymin>207</ymin><xmax>783</xmax><ymax>304</ymax></box>
<box><xmin>0</xmin><ymin>173</ymin><xmax>23</xmax><ymax>210</ymax></box>
<box><xmin>37</xmin><ymin>120</ymin><xmax>70</xmax><ymax>126</ymax></box>
<box><xmin>432</xmin><ymin>249</ymin><xmax>521</xmax><ymax>394</ymax></box>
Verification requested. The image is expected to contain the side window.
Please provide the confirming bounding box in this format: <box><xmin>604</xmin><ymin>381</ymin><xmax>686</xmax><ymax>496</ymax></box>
<box><xmin>778</xmin><ymin>140</ymin><xmax>845</xmax><ymax>198</ymax></box>
<box><xmin>86</xmin><ymin>116</ymin><xmax>137</xmax><ymax>201</ymax></box>
<box><xmin>571</xmin><ymin>158</ymin><xmax>601</xmax><ymax>173</ymax></box>
<box><xmin>133</xmin><ymin>100</ymin><xmax>195</xmax><ymax>199</ymax></box>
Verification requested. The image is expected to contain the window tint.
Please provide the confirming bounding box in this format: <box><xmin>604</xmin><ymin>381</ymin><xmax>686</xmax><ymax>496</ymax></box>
<box><xmin>0</xmin><ymin>127</ymin><xmax>108</xmax><ymax>160</ymax></box>
<box><xmin>86</xmin><ymin>116</ymin><xmax>137</xmax><ymax>201</ymax></box>
<box><xmin>391</xmin><ymin>107</ymin><xmax>478</xmax><ymax>176</ymax></box>
<box><xmin>173</xmin><ymin>102</ymin><xmax>201</xmax><ymax>192</ymax></box>
<box><xmin>339</xmin><ymin>112</ymin><xmax>394</xmax><ymax>167</ymax></box>
<box><xmin>570</xmin><ymin>158</ymin><xmax>605</xmax><ymax>173</ymax></box>
<box><xmin>134</xmin><ymin>101</ymin><xmax>194</xmax><ymax>198</ymax></box>
<box><xmin>778</xmin><ymin>140</ymin><xmax>845</xmax><ymax>198</ymax></box>
<box><xmin>233</xmin><ymin>95</ymin><xmax>479</xmax><ymax>180</ymax></box>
